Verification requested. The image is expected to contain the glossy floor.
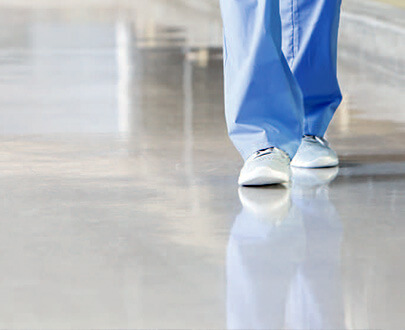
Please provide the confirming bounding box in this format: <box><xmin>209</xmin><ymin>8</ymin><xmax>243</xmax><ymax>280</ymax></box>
<box><xmin>0</xmin><ymin>0</ymin><xmax>404</xmax><ymax>329</ymax></box>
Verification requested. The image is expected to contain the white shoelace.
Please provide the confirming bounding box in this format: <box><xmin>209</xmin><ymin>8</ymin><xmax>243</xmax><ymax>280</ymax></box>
<box><xmin>254</xmin><ymin>147</ymin><xmax>274</xmax><ymax>159</ymax></box>
<box><xmin>303</xmin><ymin>135</ymin><xmax>330</xmax><ymax>147</ymax></box>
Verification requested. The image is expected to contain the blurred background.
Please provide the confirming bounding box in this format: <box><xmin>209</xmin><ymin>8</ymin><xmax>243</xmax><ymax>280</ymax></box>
<box><xmin>0</xmin><ymin>0</ymin><xmax>404</xmax><ymax>329</ymax></box>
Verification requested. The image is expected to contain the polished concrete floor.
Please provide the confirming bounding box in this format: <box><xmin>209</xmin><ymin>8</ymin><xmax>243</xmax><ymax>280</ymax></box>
<box><xmin>0</xmin><ymin>0</ymin><xmax>404</xmax><ymax>329</ymax></box>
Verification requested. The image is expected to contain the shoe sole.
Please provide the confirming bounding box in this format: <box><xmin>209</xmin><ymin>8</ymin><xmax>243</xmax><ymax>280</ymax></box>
<box><xmin>238</xmin><ymin>168</ymin><xmax>290</xmax><ymax>186</ymax></box>
<box><xmin>291</xmin><ymin>158</ymin><xmax>339</xmax><ymax>169</ymax></box>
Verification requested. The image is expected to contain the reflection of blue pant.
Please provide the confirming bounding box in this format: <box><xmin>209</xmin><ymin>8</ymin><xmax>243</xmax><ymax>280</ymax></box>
<box><xmin>220</xmin><ymin>0</ymin><xmax>342</xmax><ymax>160</ymax></box>
<box><xmin>227</xmin><ymin>193</ymin><xmax>344</xmax><ymax>329</ymax></box>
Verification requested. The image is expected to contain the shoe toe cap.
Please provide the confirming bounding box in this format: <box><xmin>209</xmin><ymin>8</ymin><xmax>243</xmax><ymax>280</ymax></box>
<box><xmin>292</xmin><ymin>144</ymin><xmax>338</xmax><ymax>168</ymax></box>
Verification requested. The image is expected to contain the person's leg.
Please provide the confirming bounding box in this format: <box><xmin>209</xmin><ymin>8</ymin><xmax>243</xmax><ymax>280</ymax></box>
<box><xmin>220</xmin><ymin>0</ymin><xmax>304</xmax><ymax>161</ymax></box>
<box><xmin>281</xmin><ymin>0</ymin><xmax>343</xmax><ymax>137</ymax></box>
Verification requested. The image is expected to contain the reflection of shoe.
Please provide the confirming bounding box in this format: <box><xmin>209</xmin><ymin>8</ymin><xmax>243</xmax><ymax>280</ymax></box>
<box><xmin>291</xmin><ymin>167</ymin><xmax>339</xmax><ymax>199</ymax></box>
<box><xmin>291</xmin><ymin>167</ymin><xmax>339</xmax><ymax>216</ymax></box>
<box><xmin>238</xmin><ymin>148</ymin><xmax>291</xmax><ymax>186</ymax></box>
<box><xmin>238</xmin><ymin>186</ymin><xmax>291</xmax><ymax>224</ymax></box>
<box><xmin>291</xmin><ymin>135</ymin><xmax>339</xmax><ymax>168</ymax></box>
<box><xmin>292</xmin><ymin>167</ymin><xmax>339</xmax><ymax>188</ymax></box>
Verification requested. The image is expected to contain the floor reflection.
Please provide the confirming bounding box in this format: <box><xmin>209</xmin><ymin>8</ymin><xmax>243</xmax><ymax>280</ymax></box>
<box><xmin>227</xmin><ymin>168</ymin><xmax>344</xmax><ymax>330</ymax></box>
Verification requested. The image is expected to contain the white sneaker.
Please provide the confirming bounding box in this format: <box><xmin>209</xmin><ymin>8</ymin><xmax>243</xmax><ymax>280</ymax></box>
<box><xmin>238</xmin><ymin>148</ymin><xmax>291</xmax><ymax>186</ymax></box>
<box><xmin>291</xmin><ymin>135</ymin><xmax>339</xmax><ymax>168</ymax></box>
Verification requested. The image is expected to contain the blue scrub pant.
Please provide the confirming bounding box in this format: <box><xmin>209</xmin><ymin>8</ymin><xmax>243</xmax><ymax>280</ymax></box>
<box><xmin>220</xmin><ymin>0</ymin><xmax>343</xmax><ymax>160</ymax></box>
